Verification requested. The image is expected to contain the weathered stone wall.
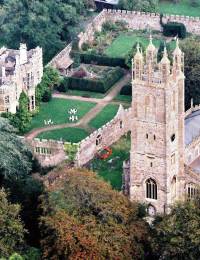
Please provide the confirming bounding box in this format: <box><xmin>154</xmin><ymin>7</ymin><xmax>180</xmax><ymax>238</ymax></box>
<box><xmin>46</xmin><ymin>43</ymin><xmax>73</xmax><ymax>71</ymax></box>
<box><xmin>76</xmin><ymin>107</ymin><xmax>132</xmax><ymax>166</ymax></box>
<box><xmin>78</xmin><ymin>9</ymin><xmax>200</xmax><ymax>49</ymax></box>
<box><xmin>29</xmin><ymin>139</ymin><xmax>67</xmax><ymax>167</ymax></box>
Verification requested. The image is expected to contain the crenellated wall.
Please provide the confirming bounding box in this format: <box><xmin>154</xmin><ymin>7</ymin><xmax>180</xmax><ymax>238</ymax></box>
<box><xmin>76</xmin><ymin>106</ymin><xmax>132</xmax><ymax>166</ymax></box>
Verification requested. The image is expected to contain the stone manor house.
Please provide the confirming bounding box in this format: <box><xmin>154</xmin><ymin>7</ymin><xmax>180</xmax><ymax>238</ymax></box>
<box><xmin>0</xmin><ymin>43</ymin><xmax>43</xmax><ymax>113</ymax></box>
<box><xmin>123</xmin><ymin>38</ymin><xmax>200</xmax><ymax>215</ymax></box>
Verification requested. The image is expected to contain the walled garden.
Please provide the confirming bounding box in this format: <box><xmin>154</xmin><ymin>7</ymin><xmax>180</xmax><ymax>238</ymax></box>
<box><xmin>89</xmin><ymin>133</ymin><xmax>131</xmax><ymax>190</ymax></box>
<box><xmin>28</xmin><ymin>98</ymin><xmax>96</xmax><ymax>131</ymax></box>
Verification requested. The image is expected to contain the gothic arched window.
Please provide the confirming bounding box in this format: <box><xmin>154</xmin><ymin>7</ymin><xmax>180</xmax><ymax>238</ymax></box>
<box><xmin>146</xmin><ymin>178</ymin><xmax>157</xmax><ymax>200</ymax></box>
<box><xmin>187</xmin><ymin>183</ymin><xmax>198</xmax><ymax>199</ymax></box>
<box><xmin>96</xmin><ymin>134</ymin><xmax>102</xmax><ymax>146</ymax></box>
<box><xmin>171</xmin><ymin>176</ymin><xmax>176</xmax><ymax>200</ymax></box>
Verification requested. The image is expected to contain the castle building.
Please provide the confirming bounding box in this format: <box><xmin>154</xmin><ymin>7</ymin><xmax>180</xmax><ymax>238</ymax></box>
<box><xmin>124</xmin><ymin>38</ymin><xmax>200</xmax><ymax>215</ymax></box>
<box><xmin>0</xmin><ymin>43</ymin><xmax>43</xmax><ymax>114</ymax></box>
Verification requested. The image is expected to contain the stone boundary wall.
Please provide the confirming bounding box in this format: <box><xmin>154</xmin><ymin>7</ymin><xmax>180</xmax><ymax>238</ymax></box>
<box><xmin>29</xmin><ymin>138</ymin><xmax>67</xmax><ymax>167</ymax></box>
<box><xmin>46</xmin><ymin>43</ymin><xmax>73</xmax><ymax>70</ymax></box>
<box><xmin>76</xmin><ymin>107</ymin><xmax>132</xmax><ymax>166</ymax></box>
<box><xmin>28</xmin><ymin>106</ymin><xmax>132</xmax><ymax>167</ymax></box>
<box><xmin>77</xmin><ymin>9</ymin><xmax>200</xmax><ymax>48</ymax></box>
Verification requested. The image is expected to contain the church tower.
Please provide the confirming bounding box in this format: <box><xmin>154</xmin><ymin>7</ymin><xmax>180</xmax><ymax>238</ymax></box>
<box><xmin>129</xmin><ymin>39</ymin><xmax>185</xmax><ymax>214</ymax></box>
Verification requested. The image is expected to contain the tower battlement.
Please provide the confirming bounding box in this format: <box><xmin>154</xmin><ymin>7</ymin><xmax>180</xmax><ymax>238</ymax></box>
<box><xmin>133</xmin><ymin>38</ymin><xmax>184</xmax><ymax>89</ymax></box>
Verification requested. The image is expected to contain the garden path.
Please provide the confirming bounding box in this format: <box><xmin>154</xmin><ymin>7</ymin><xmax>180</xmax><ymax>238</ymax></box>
<box><xmin>25</xmin><ymin>74</ymin><xmax>131</xmax><ymax>140</ymax></box>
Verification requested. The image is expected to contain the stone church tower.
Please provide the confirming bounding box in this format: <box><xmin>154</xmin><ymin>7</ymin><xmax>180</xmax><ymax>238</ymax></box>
<box><xmin>130</xmin><ymin>38</ymin><xmax>185</xmax><ymax>214</ymax></box>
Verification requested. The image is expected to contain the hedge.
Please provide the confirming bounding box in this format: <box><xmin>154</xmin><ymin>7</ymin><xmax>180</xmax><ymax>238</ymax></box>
<box><xmin>162</xmin><ymin>22</ymin><xmax>186</xmax><ymax>39</ymax></box>
<box><xmin>120</xmin><ymin>84</ymin><xmax>132</xmax><ymax>96</ymax></box>
<box><xmin>65</xmin><ymin>67</ymin><xmax>124</xmax><ymax>93</ymax></box>
<box><xmin>71</xmin><ymin>51</ymin><xmax>127</xmax><ymax>68</ymax></box>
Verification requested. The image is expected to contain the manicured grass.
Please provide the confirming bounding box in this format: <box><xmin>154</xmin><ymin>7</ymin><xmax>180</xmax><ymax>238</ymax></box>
<box><xmin>89</xmin><ymin>104</ymin><xmax>119</xmax><ymax>129</ymax></box>
<box><xmin>66</xmin><ymin>89</ymin><xmax>105</xmax><ymax>99</ymax></box>
<box><xmin>114</xmin><ymin>94</ymin><xmax>132</xmax><ymax>103</ymax></box>
<box><xmin>37</xmin><ymin>127</ymin><xmax>89</xmax><ymax>143</ymax></box>
<box><xmin>90</xmin><ymin>134</ymin><xmax>131</xmax><ymax>190</ymax></box>
<box><xmin>105</xmin><ymin>34</ymin><xmax>175</xmax><ymax>58</ymax></box>
<box><xmin>159</xmin><ymin>0</ymin><xmax>200</xmax><ymax>17</ymax></box>
<box><xmin>29</xmin><ymin>98</ymin><xmax>96</xmax><ymax>130</ymax></box>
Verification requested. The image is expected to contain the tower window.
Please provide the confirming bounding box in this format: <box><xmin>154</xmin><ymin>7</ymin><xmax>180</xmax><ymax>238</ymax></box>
<box><xmin>153</xmin><ymin>135</ymin><xmax>156</xmax><ymax>140</ymax></box>
<box><xmin>120</xmin><ymin>121</ymin><xmax>123</xmax><ymax>129</ymax></box>
<box><xmin>171</xmin><ymin>134</ymin><xmax>175</xmax><ymax>142</ymax></box>
<box><xmin>150</xmin><ymin>162</ymin><xmax>153</xmax><ymax>167</ymax></box>
<box><xmin>146</xmin><ymin>178</ymin><xmax>157</xmax><ymax>200</ymax></box>
<box><xmin>146</xmin><ymin>133</ymin><xmax>148</xmax><ymax>139</ymax></box>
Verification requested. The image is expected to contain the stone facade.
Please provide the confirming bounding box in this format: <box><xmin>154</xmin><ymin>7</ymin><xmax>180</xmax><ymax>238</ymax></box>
<box><xmin>126</xmin><ymin>38</ymin><xmax>200</xmax><ymax>215</ymax></box>
<box><xmin>0</xmin><ymin>43</ymin><xmax>43</xmax><ymax>114</ymax></box>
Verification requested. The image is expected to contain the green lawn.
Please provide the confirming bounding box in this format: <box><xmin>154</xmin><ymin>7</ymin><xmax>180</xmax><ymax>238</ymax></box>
<box><xmin>66</xmin><ymin>89</ymin><xmax>105</xmax><ymax>99</ymax></box>
<box><xmin>90</xmin><ymin>134</ymin><xmax>131</xmax><ymax>190</ymax></box>
<box><xmin>37</xmin><ymin>127</ymin><xmax>89</xmax><ymax>143</ymax></box>
<box><xmin>105</xmin><ymin>34</ymin><xmax>175</xmax><ymax>58</ymax></box>
<box><xmin>159</xmin><ymin>0</ymin><xmax>200</xmax><ymax>17</ymax></box>
<box><xmin>89</xmin><ymin>104</ymin><xmax>119</xmax><ymax>129</ymax></box>
<box><xmin>29</xmin><ymin>98</ymin><xmax>96</xmax><ymax>131</ymax></box>
<box><xmin>114</xmin><ymin>94</ymin><xmax>132</xmax><ymax>103</ymax></box>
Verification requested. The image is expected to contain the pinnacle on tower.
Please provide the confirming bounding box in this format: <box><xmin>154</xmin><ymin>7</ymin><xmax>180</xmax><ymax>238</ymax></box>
<box><xmin>173</xmin><ymin>38</ymin><xmax>182</xmax><ymax>56</ymax></box>
<box><xmin>146</xmin><ymin>34</ymin><xmax>157</xmax><ymax>65</ymax></box>
<box><xmin>160</xmin><ymin>46</ymin><xmax>170</xmax><ymax>64</ymax></box>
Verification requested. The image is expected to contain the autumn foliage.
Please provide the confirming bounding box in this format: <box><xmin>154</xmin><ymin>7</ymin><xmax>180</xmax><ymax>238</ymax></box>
<box><xmin>39</xmin><ymin>167</ymin><xmax>149</xmax><ymax>259</ymax></box>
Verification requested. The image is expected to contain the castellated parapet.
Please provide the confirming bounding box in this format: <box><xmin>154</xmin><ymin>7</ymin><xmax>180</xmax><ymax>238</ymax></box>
<box><xmin>0</xmin><ymin>43</ymin><xmax>43</xmax><ymax>114</ymax></box>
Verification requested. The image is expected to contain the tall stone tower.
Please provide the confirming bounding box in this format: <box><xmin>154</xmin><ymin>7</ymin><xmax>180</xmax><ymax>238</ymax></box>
<box><xmin>130</xmin><ymin>38</ymin><xmax>185</xmax><ymax>214</ymax></box>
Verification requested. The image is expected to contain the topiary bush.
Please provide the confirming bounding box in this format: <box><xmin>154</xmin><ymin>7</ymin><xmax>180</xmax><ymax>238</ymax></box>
<box><xmin>163</xmin><ymin>22</ymin><xmax>186</xmax><ymax>38</ymax></box>
<box><xmin>65</xmin><ymin>67</ymin><xmax>124</xmax><ymax>93</ymax></box>
<box><xmin>70</xmin><ymin>51</ymin><xmax>127</xmax><ymax>68</ymax></box>
<box><xmin>57</xmin><ymin>78</ymin><xmax>69</xmax><ymax>92</ymax></box>
<box><xmin>120</xmin><ymin>84</ymin><xmax>132</xmax><ymax>96</ymax></box>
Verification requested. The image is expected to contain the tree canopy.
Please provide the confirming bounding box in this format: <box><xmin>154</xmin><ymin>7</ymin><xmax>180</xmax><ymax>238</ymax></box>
<box><xmin>180</xmin><ymin>37</ymin><xmax>200</xmax><ymax>109</ymax></box>
<box><xmin>0</xmin><ymin>188</ymin><xmax>25</xmax><ymax>258</ymax></box>
<box><xmin>151</xmin><ymin>201</ymin><xmax>200</xmax><ymax>260</ymax></box>
<box><xmin>0</xmin><ymin>117</ymin><xmax>32</xmax><ymax>183</ymax></box>
<box><xmin>118</xmin><ymin>0</ymin><xmax>158</xmax><ymax>12</ymax></box>
<box><xmin>0</xmin><ymin>0</ymin><xmax>95</xmax><ymax>63</ymax></box>
<box><xmin>39</xmin><ymin>167</ymin><xmax>149</xmax><ymax>259</ymax></box>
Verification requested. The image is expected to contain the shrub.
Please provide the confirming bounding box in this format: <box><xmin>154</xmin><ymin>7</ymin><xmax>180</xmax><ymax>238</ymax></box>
<box><xmin>120</xmin><ymin>84</ymin><xmax>132</xmax><ymax>96</ymax></box>
<box><xmin>70</xmin><ymin>51</ymin><xmax>127</xmax><ymax>68</ymax></box>
<box><xmin>57</xmin><ymin>78</ymin><xmax>69</xmax><ymax>92</ymax></box>
<box><xmin>163</xmin><ymin>22</ymin><xmax>186</xmax><ymax>39</ymax></box>
<box><xmin>72</xmin><ymin>68</ymin><xmax>87</xmax><ymax>78</ymax></box>
<box><xmin>66</xmin><ymin>67</ymin><xmax>124</xmax><ymax>93</ymax></box>
<box><xmin>81</xmin><ymin>42</ymin><xmax>90</xmax><ymax>51</ymax></box>
<box><xmin>42</xmin><ymin>89</ymin><xmax>52</xmax><ymax>102</ymax></box>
